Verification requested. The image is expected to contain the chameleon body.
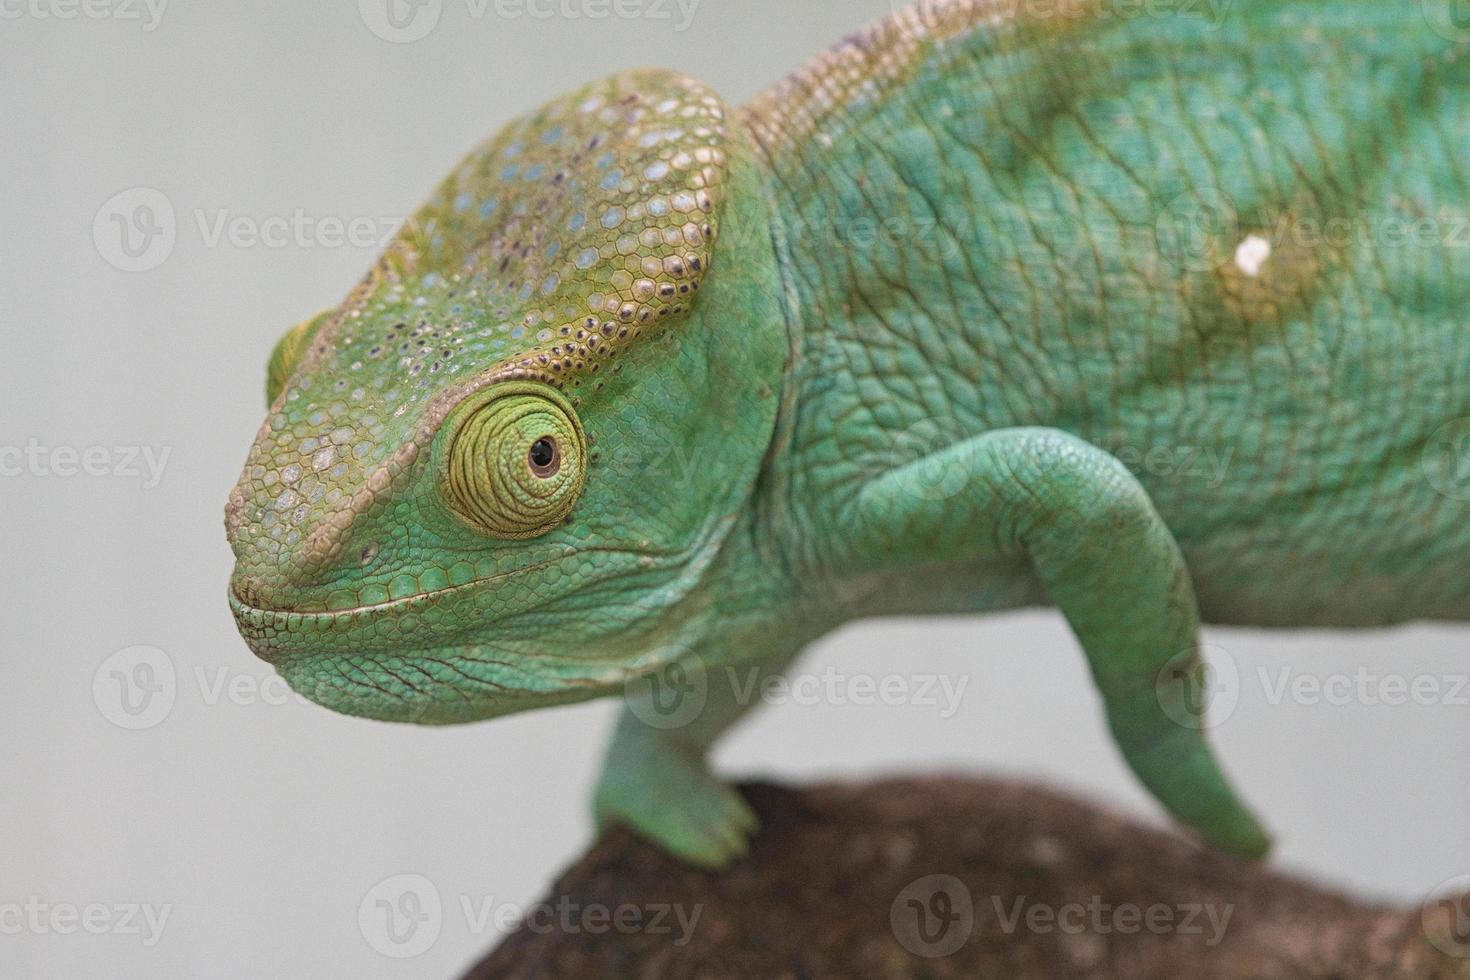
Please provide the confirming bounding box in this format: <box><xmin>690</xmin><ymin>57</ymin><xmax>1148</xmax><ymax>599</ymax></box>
<box><xmin>227</xmin><ymin>0</ymin><xmax>1470</xmax><ymax>867</ymax></box>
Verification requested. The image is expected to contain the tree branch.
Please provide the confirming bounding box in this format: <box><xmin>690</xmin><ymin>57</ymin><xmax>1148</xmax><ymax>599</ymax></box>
<box><xmin>464</xmin><ymin>777</ymin><xmax>1470</xmax><ymax>979</ymax></box>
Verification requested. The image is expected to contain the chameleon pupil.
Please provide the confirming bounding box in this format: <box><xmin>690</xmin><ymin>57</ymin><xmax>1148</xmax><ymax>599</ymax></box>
<box><xmin>529</xmin><ymin>437</ymin><xmax>559</xmax><ymax>476</ymax></box>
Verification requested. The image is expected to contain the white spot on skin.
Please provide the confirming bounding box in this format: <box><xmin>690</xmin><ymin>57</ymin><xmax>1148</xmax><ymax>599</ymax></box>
<box><xmin>1026</xmin><ymin>835</ymin><xmax>1067</xmax><ymax>867</ymax></box>
<box><xmin>1234</xmin><ymin>234</ymin><xmax>1272</xmax><ymax>277</ymax></box>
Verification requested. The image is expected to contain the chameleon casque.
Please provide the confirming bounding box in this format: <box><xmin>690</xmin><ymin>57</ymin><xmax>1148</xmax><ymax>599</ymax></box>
<box><xmin>227</xmin><ymin>0</ymin><xmax>1470</xmax><ymax>867</ymax></box>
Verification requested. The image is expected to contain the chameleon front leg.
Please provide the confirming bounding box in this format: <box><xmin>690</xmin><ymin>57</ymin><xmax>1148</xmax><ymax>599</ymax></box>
<box><xmin>594</xmin><ymin>651</ymin><xmax>797</xmax><ymax>868</ymax></box>
<box><xmin>849</xmin><ymin>426</ymin><xmax>1271</xmax><ymax>858</ymax></box>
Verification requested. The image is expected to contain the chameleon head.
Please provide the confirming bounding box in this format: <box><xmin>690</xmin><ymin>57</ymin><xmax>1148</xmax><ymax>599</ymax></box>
<box><xmin>224</xmin><ymin>70</ymin><xmax>786</xmax><ymax>724</ymax></box>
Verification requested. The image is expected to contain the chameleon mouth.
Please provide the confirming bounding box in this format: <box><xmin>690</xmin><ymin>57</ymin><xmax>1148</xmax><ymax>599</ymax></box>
<box><xmin>228</xmin><ymin>577</ymin><xmax>476</xmax><ymax>621</ymax></box>
<box><xmin>226</xmin><ymin>577</ymin><xmax>485</xmax><ymax>662</ymax></box>
<box><xmin>227</xmin><ymin>574</ymin><xmax>631</xmax><ymax>725</ymax></box>
<box><xmin>225</xmin><ymin>553</ymin><xmax>573</xmax><ymax>662</ymax></box>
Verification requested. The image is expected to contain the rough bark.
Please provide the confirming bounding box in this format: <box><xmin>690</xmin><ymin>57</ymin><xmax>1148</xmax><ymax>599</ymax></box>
<box><xmin>463</xmin><ymin>777</ymin><xmax>1470</xmax><ymax>979</ymax></box>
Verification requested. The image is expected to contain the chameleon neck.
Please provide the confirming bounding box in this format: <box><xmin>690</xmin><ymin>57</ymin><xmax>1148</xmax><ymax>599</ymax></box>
<box><xmin>742</xmin><ymin>3</ymin><xmax>1062</xmax><ymax>616</ymax></box>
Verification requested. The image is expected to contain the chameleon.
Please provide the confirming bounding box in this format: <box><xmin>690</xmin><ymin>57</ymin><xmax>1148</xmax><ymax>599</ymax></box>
<box><xmin>226</xmin><ymin>0</ymin><xmax>1470</xmax><ymax>868</ymax></box>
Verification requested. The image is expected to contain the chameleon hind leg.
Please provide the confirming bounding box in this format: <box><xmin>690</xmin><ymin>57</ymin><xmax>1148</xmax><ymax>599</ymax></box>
<box><xmin>847</xmin><ymin>426</ymin><xmax>1270</xmax><ymax>858</ymax></box>
<box><xmin>594</xmin><ymin>652</ymin><xmax>798</xmax><ymax>868</ymax></box>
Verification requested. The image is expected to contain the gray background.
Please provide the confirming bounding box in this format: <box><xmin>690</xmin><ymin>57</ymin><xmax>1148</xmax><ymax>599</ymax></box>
<box><xmin>2</xmin><ymin>1</ymin><xmax>1466</xmax><ymax>976</ymax></box>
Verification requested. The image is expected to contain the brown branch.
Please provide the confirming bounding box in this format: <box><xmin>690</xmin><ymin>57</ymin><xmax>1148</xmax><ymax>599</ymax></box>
<box><xmin>463</xmin><ymin>776</ymin><xmax>1470</xmax><ymax>979</ymax></box>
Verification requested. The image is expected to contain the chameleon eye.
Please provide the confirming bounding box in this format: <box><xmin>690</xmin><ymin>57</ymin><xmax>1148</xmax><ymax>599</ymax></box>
<box><xmin>265</xmin><ymin>308</ymin><xmax>335</xmax><ymax>406</ymax></box>
<box><xmin>440</xmin><ymin>383</ymin><xmax>586</xmax><ymax>539</ymax></box>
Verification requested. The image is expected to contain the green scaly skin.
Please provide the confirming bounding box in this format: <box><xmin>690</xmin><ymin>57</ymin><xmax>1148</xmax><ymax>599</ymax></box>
<box><xmin>227</xmin><ymin>0</ymin><xmax>1470</xmax><ymax>868</ymax></box>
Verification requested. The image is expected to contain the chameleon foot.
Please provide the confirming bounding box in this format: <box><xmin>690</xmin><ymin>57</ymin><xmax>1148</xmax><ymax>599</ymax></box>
<box><xmin>593</xmin><ymin>749</ymin><xmax>758</xmax><ymax>870</ymax></box>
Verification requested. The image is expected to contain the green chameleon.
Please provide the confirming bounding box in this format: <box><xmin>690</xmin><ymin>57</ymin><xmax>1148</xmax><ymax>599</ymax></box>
<box><xmin>227</xmin><ymin>0</ymin><xmax>1470</xmax><ymax>868</ymax></box>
